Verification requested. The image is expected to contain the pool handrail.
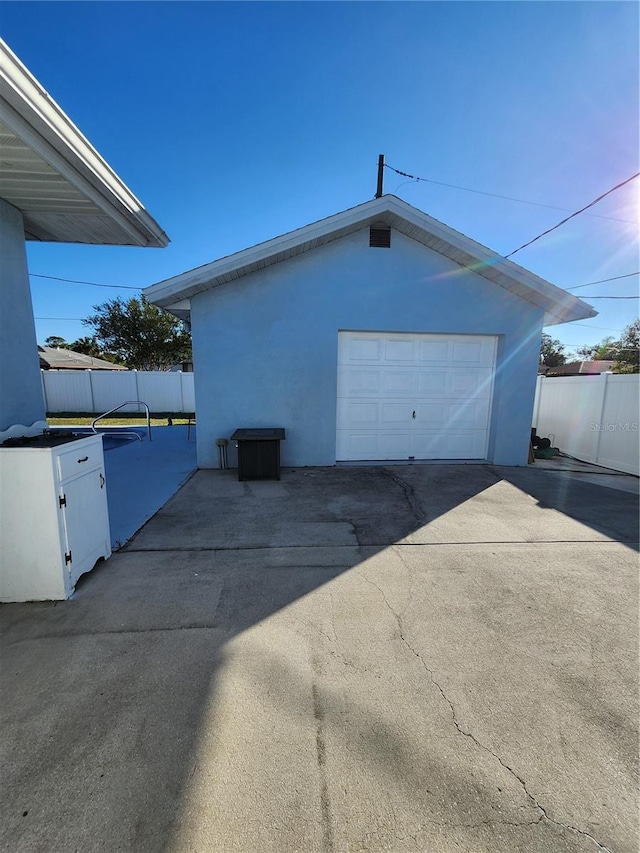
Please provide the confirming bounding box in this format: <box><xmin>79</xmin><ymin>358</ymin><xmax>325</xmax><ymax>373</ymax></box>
<box><xmin>91</xmin><ymin>401</ymin><xmax>152</xmax><ymax>442</ymax></box>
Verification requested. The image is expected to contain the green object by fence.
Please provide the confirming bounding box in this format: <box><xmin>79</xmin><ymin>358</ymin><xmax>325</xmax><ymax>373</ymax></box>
<box><xmin>534</xmin><ymin>447</ymin><xmax>560</xmax><ymax>459</ymax></box>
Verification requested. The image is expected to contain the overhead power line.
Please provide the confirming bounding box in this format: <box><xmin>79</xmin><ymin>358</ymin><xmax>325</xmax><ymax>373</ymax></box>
<box><xmin>567</xmin><ymin>344</ymin><xmax>638</xmax><ymax>348</ymax></box>
<box><xmin>565</xmin><ymin>322</ymin><xmax>632</xmax><ymax>331</ymax></box>
<box><xmin>559</xmin><ymin>342</ymin><xmax>637</xmax><ymax>349</ymax></box>
<box><xmin>30</xmin><ymin>273</ymin><xmax>140</xmax><ymax>290</ymax></box>
<box><xmin>384</xmin><ymin>163</ymin><xmax>634</xmax><ymax>223</ymax></box>
<box><xmin>33</xmin><ymin>269</ymin><xmax>640</xmax><ymax>296</ymax></box>
<box><xmin>581</xmin><ymin>295</ymin><xmax>638</xmax><ymax>299</ymax></box>
<box><xmin>560</xmin><ymin>344</ymin><xmax>606</xmax><ymax>350</ymax></box>
<box><xmin>505</xmin><ymin>172</ymin><xmax>640</xmax><ymax>258</ymax></box>
<box><xmin>566</xmin><ymin>272</ymin><xmax>639</xmax><ymax>290</ymax></box>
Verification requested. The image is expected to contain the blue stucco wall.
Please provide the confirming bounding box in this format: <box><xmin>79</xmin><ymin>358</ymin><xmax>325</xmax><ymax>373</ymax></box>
<box><xmin>191</xmin><ymin>228</ymin><xmax>544</xmax><ymax>468</ymax></box>
<box><xmin>0</xmin><ymin>199</ymin><xmax>46</xmax><ymax>433</ymax></box>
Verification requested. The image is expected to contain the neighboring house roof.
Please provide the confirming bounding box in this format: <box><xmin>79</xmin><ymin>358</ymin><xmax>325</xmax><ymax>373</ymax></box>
<box><xmin>540</xmin><ymin>360</ymin><xmax>615</xmax><ymax>376</ymax></box>
<box><xmin>0</xmin><ymin>39</ymin><xmax>169</xmax><ymax>247</ymax></box>
<box><xmin>38</xmin><ymin>346</ymin><xmax>127</xmax><ymax>370</ymax></box>
<box><xmin>144</xmin><ymin>195</ymin><xmax>596</xmax><ymax>327</ymax></box>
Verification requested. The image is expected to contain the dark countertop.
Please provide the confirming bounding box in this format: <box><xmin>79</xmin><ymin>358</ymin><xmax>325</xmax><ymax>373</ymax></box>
<box><xmin>0</xmin><ymin>432</ymin><xmax>90</xmax><ymax>449</ymax></box>
<box><xmin>230</xmin><ymin>428</ymin><xmax>285</xmax><ymax>441</ymax></box>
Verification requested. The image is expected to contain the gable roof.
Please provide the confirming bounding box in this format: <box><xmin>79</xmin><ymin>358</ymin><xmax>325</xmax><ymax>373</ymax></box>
<box><xmin>144</xmin><ymin>195</ymin><xmax>596</xmax><ymax>327</ymax></box>
<box><xmin>38</xmin><ymin>346</ymin><xmax>127</xmax><ymax>370</ymax></box>
<box><xmin>0</xmin><ymin>39</ymin><xmax>168</xmax><ymax>247</ymax></box>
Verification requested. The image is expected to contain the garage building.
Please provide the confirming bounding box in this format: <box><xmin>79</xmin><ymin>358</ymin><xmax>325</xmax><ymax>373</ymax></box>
<box><xmin>145</xmin><ymin>195</ymin><xmax>595</xmax><ymax>469</ymax></box>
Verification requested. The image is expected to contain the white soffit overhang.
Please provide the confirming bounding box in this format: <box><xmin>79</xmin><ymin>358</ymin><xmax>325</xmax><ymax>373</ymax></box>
<box><xmin>145</xmin><ymin>195</ymin><xmax>596</xmax><ymax>326</ymax></box>
<box><xmin>0</xmin><ymin>39</ymin><xmax>169</xmax><ymax>247</ymax></box>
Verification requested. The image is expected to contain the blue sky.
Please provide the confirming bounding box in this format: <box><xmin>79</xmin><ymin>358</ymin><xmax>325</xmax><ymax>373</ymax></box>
<box><xmin>1</xmin><ymin>1</ymin><xmax>638</xmax><ymax>356</ymax></box>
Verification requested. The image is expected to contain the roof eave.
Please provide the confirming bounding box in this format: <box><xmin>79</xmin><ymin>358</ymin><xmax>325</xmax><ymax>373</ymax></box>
<box><xmin>0</xmin><ymin>39</ymin><xmax>169</xmax><ymax>248</ymax></box>
<box><xmin>144</xmin><ymin>194</ymin><xmax>596</xmax><ymax>326</ymax></box>
<box><xmin>145</xmin><ymin>199</ymin><xmax>389</xmax><ymax>307</ymax></box>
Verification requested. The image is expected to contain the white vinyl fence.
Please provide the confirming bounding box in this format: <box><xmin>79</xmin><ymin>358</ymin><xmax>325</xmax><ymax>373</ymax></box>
<box><xmin>42</xmin><ymin>370</ymin><xmax>195</xmax><ymax>414</ymax></box>
<box><xmin>533</xmin><ymin>373</ymin><xmax>639</xmax><ymax>476</ymax></box>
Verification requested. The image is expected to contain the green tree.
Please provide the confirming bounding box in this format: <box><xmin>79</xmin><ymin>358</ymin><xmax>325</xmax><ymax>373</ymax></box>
<box><xmin>83</xmin><ymin>295</ymin><xmax>191</xmax><ymax>370</ymax></box>
<box><xmin>68</xmin><ymin>336</ymin><xmax>103</xmax><ymax>357</ymax></box>
<box><xmin>576</xmin><ymin>336</ymin><xmax>618</xmax><ymax>361</ymax></box>
<box><xmin>64</xmin><ymin>336</ymin><xmax>125</xmax><ymax>365</ymax></box>
<box><xmin>613</xmin><ymin>319</ymin><xmax>639</xmax><ymax>373</ymax></box>
<box><xmin>44</xmin><ymin>335</ymin><xmax>69</xmax><ymax>348</ymax></box>
<box><xmin>574</xmin><ymin>320</ymin><xmax>639</xmax><ymax>373</ymax></box>
<box><xmin>539</xmin><ymin>333</ymin><xmax>567</xmax><ymax>368</ymax></box>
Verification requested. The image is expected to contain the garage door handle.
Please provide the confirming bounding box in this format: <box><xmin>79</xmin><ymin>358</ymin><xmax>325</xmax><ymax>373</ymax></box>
<box><xmin>412</xmin><ymin>411</ymin><xmax>416</xmax><ymax>419</ymax></box>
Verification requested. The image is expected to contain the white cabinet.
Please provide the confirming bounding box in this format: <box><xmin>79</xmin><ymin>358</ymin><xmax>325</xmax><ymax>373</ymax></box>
<box><xmin>0</xmin><ymin>434</ymin><xmax>111</xmax><ymax>601</ymax></box>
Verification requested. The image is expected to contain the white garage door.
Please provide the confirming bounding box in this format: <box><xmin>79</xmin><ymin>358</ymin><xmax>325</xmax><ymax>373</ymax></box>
<box><xmin>336</xmin><ymin>332</ymin><xmax>497</xmax><ymax>461</ymax></box>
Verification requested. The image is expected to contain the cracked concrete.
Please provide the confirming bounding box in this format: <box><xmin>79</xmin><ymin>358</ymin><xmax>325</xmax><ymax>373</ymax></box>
<box><xmin>1</xmin><ymin>464</ymin><xmax>638</xmax><ymax>853</ymax></box>
<box><xmin>356</xmin><ymin>566</ymin><xmax>614</xmax><ymax>853</ymax></box>
<box><xmin>378</xmin><ymin>467</ymin><xmax>427</xmax><ymax>525</ymax></box>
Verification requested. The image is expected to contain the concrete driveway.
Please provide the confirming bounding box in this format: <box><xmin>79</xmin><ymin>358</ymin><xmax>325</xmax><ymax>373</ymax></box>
<box><xmin>1</xmin><ymin>464</ymin><xmax>638</xmax><ymax>853</ymax></box>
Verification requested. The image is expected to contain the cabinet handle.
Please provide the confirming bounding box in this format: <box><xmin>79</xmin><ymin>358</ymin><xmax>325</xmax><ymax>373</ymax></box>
<box><xmin>99</xmin><ymin>473</ymin><xmax>105</xmax><ymax>489</ymax></box>
<box><xmin>77</xmin><ymin>456</ymin><xmax>89</xmax><ymax>463</ymax></box>
<box><xmin>412</xmin><ymin>411</ymin><xmax>416</xmax><ymax>419</ymax></box>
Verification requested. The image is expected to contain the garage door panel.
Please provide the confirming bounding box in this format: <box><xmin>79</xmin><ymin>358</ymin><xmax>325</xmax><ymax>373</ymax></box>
<box><xmin>336</xmin><ymin>430</ymin><xmax>413</xmax><ymax>461</ymax></box>
<box><xmin>445</xmin><ymin>402</ymin><xmax>491</xmax><ymax>430</ymax></box>
<box><xmin>413</xmin><ymin>403</ymin><xmax>448</xmax><ymax>428</ymax></box>
<box><xmin>380</xmin><ymin>432</ymin><xmax>412</xmax><ymax>458</ymax></box>
<box><xmin>449</xmin><ymin>368</ymin><xmax>493</xmax><ymax>396</ymax></box>
<box><xmin>337</xmin><ymin>432</ymin><xmax>378</xmax><ymax>459</ymax></box>
<box><xmin>466</xmin><ymin>400</ymin><xmax>491</xmax><ymax>429</ymax></box>
<box><xmin>336</xmin><ymin>401</ymin><xmax>380</xmax><ymax>428</ymax></box>
<box><xmin>348</xmin><ymin>337</ymin><xmax>382</xmax><ymax>361</ymax></box>
<box><xmin>446</xmin><ymin>432</ymin><xmax>487</xmax><ymax>458</ymax></box>
<box><xmin>452</xmin><ymin>338</ymin><xmax>496</xmax><ymax>366</ymax></box>
<box><xmin>413</xmin><ymin>397</ymin><xmax>490</xmax><ymax>421</ymax></box>
<box><xmin>381</xmin><ymin>371</ymin><xmax>415</xmax><ymax>395</ymax></box>
<box><xmin>415</xmin><ymin>368</ymin><xmax>494</xmax><ymax>398</ymax></box>
<box><xmin>380</xmin><ymin>402</ymin><xmax>414</xmax><ymax>426</ymax></box>
<box><xmin>416</xmin><ymin>372</ymin><xmax>448</xmax><ymax>395</ymax></box>
<box><xmin>411</xmin><ymin>432</ymin><xmax>443</xmax><ymax>456</ymax></box>
<box><xmin>412</xmin><ymin>431</ymin><xmax>487</xmax><ymax>459</ymax></box>
<box><xmin>413</xmin><ymin>400</ymin><xmax>490</xmax><ymax>430</ymax></box>
<box><xmin>452</xmin><ymin>340</ymin><xmax>483</xmax><ymax>364</ymax></box>
<box><xmin>418</xmin><ymin>340</ymin><xmax>450</xmax><ymax>363</ymax></box>
<box><xmin>384</xmin><ymin>339</ymin><xmax>416</xmax><ymax>362</ymax></box>
<box><xmin>414</xmin><ymin>403</ymin><xmax>447</xmax><ymax>429</ymax></box>
<box><xmin>336</xmin><ymin>430</ymin><xmax>488</xmax><ymax>462</ymax></box>
<box><xmin>337</xmin><ymin>332</ymin><xmax>497</xmax><ymax>461</ymax></box>
<box><xmin>479</xmin><ymin>338</ymin><xmax>497</xmax><ymax>365</ymax></box>
<box><xmin>339</xmin><ymin>367</ymin><xmax>381</xmax><ymax>395</ymax></box>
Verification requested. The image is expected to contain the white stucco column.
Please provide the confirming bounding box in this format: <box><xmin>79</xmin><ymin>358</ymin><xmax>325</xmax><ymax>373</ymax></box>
<box><xmin>0</xmin><ymin>197</ymin><xmax>46</xmax><ymax>432</ymax></box>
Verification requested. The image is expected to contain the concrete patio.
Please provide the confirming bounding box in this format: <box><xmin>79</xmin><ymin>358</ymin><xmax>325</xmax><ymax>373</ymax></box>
<box><xmin>1</xmin><ymin>462</ymin><xmax>638</xmax><ymax>853</ymax></box>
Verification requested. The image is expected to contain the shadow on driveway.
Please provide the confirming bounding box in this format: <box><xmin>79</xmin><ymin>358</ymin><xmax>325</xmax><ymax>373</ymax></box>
<box><xmin>1</xmin><ymin>464</ymin><xmax>638</xmax><ymax>853</ymax></box>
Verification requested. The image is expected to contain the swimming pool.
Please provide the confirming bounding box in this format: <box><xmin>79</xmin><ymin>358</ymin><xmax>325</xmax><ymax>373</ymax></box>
<box><xmin>101</xmin><ymin>432</ymin><xmax>142</xmax><ymax>451</ymax></box>
<box><xmin>51</xmin><ymin>427</ymin><xmax>147</xmax><ymax>451</ymax></box>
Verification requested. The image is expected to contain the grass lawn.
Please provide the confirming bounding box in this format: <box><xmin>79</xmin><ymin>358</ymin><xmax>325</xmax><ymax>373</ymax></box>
<box><xmin>47</xmin><ymin>414</ymin><xmax>193</xmax><ymax>427</ymax></box>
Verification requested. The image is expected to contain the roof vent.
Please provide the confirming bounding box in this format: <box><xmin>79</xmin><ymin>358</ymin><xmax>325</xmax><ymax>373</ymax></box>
<box><xmin>369</xmin><ymin>226</ymin><xmax>391</xmax><ymax>248</ymax></box>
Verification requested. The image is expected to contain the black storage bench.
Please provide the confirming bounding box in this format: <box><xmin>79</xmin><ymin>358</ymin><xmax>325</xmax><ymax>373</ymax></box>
<box><xmin>231</xmin><ymin>428</ymin><xmax>286</xmax><ymax>481</ymax></box>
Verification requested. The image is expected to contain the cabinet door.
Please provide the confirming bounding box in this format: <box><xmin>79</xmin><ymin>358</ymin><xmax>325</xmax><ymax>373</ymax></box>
<box><xmin>60</xmin><ymin>468</ymin><xmax>110</xmax><ymax>587</ymax></box>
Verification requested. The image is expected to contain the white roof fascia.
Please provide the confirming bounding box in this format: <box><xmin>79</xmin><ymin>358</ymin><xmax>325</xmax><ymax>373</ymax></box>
<box><xmin>145</xmin><ymin>195</ymin><xmax>595</xmax><ymax>326</ymax></box>
<box><xmin>145</xmin><ymin>201</ymin><xmax>377</xmax><ymax>306</ymax></box>
<box><xmin>383</xmin><ymin>196</ymin><xmax>596</xmax><ymax>325</ymax></box>
<box><xmin>0</xmin><ymin>39</ymin><xmax>169</xmax><ymax>247</ymax></box>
